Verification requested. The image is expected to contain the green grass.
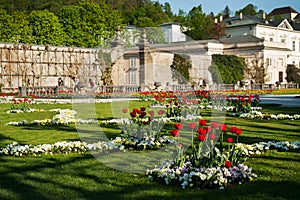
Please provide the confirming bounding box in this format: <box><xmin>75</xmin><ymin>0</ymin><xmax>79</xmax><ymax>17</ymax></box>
<box><xmin>0</xmin><ymin>101</ymin><xmax>299</xmax><ymax>200</ymax></box>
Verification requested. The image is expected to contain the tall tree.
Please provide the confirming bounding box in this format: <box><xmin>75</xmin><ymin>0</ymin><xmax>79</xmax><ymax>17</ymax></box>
<box><xmin>222</xmin><ymin>5</ymin><xmax>231</xmax><ymax>19</ymax></box>
<box><xmin>183</xmin><ymin>5</ymin><xmax>213</xmax><ymax>40</ymax></box>
<box><xmin>235</xmin><ymin>4</ymin><xmax>257</xmax><ymax>16</ymax></box>
<box><xmin>57</xmin><ymin>0</ymin><xmax>122</xmax><ymax>48</ymax></box>
<box><xmin>163</xmin><ymin>2</ymin><xmax>173</xmax><ymax>18</ymax></box>
<box><xmin>28</xmin><ymin>10</ymin><xmax>66</xmax><ymax>46</ymax></box>
<box><xmin>286</xmin><ymin>64</ymin><xmax>300</xmax><ymax>83</ymax></box>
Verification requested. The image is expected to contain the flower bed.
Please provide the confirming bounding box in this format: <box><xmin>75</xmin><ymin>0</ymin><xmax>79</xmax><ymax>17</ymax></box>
<box><xmin>238</xmin><ymin>111</ymin><xmax>300</xmax><ymax>120</ymax></box>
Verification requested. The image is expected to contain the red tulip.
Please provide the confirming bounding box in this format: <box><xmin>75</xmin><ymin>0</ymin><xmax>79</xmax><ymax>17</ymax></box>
<box><xmin>170</xmin><ymin>129</ymin><xmax>179</xmax><ymax>137</ymax></box>
<box><xmin>130</xmin><ymin>111</ymin><xmax>137</xmax><ymax>118</ymax></box>
<box><xmin>174</xmin><ymin>123</ymin><xmax>184</xmax><ymax>130</ymax></box>
<box><xmin>235</xmin><ymin>128</ymin><xmax>242</xmax><ymax>135</ymax></box>
<box><xmin>197</xmin><ymin>128</ymin><xmax>207</xmax><ymax>135</ymax></box>
<box><xmin>140</xmin><ymin>107</ymin><xmax>146</xmax><ymax>111</ymax></box>
<box><xmin>199</xmin><ymin>119</ymin><xmax>207</xmax><ymax>126</ymax></box>
<box><xmin>224</xmin><ymin>160</ymin><xmax>232</xmax><ymax>168</ymax></box>
<box><xmin>198</xmin><ymin>134</ymin><xmax>206</xmax><ymax>141</ymax></box>
<box><xmin>229</xmin><ymin>126</ymin><xmax>237</xmax><ymax>133</ymax></box>
<box><xmin>227</xmin><ymin>137</ymin><xmax>233</xmax><ymax>143</ymax></box>
<box><xmin>139</xmin><ymin>111</ymin><xmax>147</xmax><ymax>118</ymax></box>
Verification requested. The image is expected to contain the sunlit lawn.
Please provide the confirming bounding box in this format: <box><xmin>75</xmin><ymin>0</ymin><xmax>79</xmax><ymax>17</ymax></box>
<box><xmin>0</xmin><ymin>100</ymin><xmax>299</xmax><ymax>200</ymax></box>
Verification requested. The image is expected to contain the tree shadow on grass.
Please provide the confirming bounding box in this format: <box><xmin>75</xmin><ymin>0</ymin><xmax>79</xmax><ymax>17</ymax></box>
<box><xmin>0</xmin><ymin>152</ymin><xmax>299</xmax><ymax>200</ymax></box>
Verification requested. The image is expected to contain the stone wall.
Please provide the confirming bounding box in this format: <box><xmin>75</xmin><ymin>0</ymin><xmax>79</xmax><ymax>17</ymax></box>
<box><xmin>0</xmin><ymin>43</ymin><xmax>102</xmax><ymax>92</ymax></box>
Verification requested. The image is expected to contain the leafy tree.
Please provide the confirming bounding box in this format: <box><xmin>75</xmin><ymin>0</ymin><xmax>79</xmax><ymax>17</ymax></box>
<box><xmin>222</xmin><ymin>5</ymin><xmax>231</xmax><ymax>19</ymax></box>
<box><xmin>209</xmin><ymin>22</ymin><xmax>226</xmax><ymax>39</ymax></box>
<box><xmin>0</xmin><ymin>8</ymin><xmax>14</xmax><ymax>42</ymax></box>
<box><xmin>10</xmin><ymin>11</ymin><xmax>33</xmax><ymax>44</ymax></box>
<box><xmin>28</xmin><ymin>10</ymin><xmax>66</xmax><ymax>46</ymax></box>
<box><xmin>286</xmin><ymin>64</ymin><xmax>300</xmax><ymax>83</ymax></box>
<box><xmin>183</xmin><ymin>5</ymin><xmax>213</xmax><ymax>40</ymax></box>
<box><xmin>170</xmin><ymin>54</ymin><xmax>192</xmax><ymax>84</ymax></box>
<box><xmin>173</xmin><ymin>9</ymin><xmax>186</xmax><ymax>24</ymax></box>
<box><xmin>235</xmin><ymin>4</ymin><xmax>257</xmax><ymax>16</ymax></box>
<box><xmin>57</xmin><ymin>0</ymin><xmax>122</xmax><ymax>48</ymax></box>
<box><xmin>209</xmin><ymin>54</ymin><xmax>245</xmax><ymax>84</ymax></box>
<box><xmin>163</xmin><ymin>2</ymin><xmax>173</xmax><ymax>19</ymax></box>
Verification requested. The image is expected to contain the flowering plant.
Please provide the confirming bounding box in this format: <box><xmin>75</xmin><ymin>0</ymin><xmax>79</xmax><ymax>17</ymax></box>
<box><xmin>119</xmin><ymin>107</ymin><xmax>172</xmax><ymax>150</ymax></box>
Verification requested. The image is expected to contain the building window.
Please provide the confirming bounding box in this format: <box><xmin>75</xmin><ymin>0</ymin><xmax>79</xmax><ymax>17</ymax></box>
<box><xmin>279</xmin><ymin>71</ymin><xmax>283</xmax><ymax>82</ymax></box>
<box><xmin>292</xmin><ymin>41</ymin><xmax>296</xmax><ymax>51</ymax></box>
<box><xmin>281</xmin><ymin>39</ymin><xmax>286</xmax><ymax>43</ymax></box>
<box><xmin>130</xmin><ymin>57</ymin><xmax>137</xmax><ymax>69</ymax></box>
<box><xmin>270</xmin><ymin>37</ymin><xmax>273</xmax><ymax>42</ymax></box>
<box><xmin>129</xmin><ymin>71</ymin><xmax>137</xmax><ymax>85</ymax></box>
<box><xmin>267</xmin><ymin>58</ymin><xmax>273</xmax><ymax>66</ymax></box>
<box><xmin>278</xmin><ymin>58</ymin><xmax>283</xmax><ymax>68</ymax></box>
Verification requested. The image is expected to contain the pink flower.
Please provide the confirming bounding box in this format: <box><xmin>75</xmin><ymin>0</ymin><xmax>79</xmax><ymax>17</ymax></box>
<box><xmin>219</xmin><ymin>123</ymin><xmax>226</xmax><ymax>132</ymax></box>
<box><xmin>188</xmin><ymin>122</ymin><xmax>197</xmax><ymax>129</ymax></box>
<box><xmin>148</xmin><ymin>111</ymin><xmax>155</xmax><ymax>117</ymax></box>
<box><xmin>209</xmin><ymin>134</ymin><xmax>216</xmax><ymax>140</ymax></box>
<box><xmin>210</xmin><ymin>121</ymin><xmax>219</xmax><ymax>129</ymax></box>
<box><xmin>122</xmin><ymin>108</ymin><xmax>128</xmax><ymax>113</ymax></box>
<box><xmin>158</xmin><ymin>110</ymin><xmax>165</xmax><ymax>115</ymax></box>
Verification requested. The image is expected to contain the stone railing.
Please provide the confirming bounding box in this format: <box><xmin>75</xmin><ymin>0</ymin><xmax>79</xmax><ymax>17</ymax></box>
<box><xmin>98</xmin><ymin>85</ymin><xmax>141</xmax><ymax>93</ymax></box>
<box><xmin>12</xmin><ymin>83</ymin><xmax>300</xmax><ymax>96</ymax></box>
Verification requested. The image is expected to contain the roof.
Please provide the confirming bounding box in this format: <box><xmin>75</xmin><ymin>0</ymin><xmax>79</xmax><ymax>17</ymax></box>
<box><xmin>294</xmin><ymin>14</ymin><xmax>300</xmax><ymax>20</ymax></box>
<box><xmin>219</xmin><ymin>35</ymin><xmax>264</xmax><ymax>44</ymax></box>
<box><xmin>269</xmin><ymin>6</ymin><xmax>299</xmax><ymax>15</ymax></box>
<box><xmin>223</xmin><ymin>14</ymin><xmax>300</xmax><ymax>31</ymax></box>
<box><xmin>223</xmin><ymin>14</ymin><xmax>276</xmax><ymax>27</ymax></box>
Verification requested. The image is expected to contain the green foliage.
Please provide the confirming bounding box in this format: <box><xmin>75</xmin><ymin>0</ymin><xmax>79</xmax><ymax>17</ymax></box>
<box><xmin>57</xmin><ymin>0</ymin><xmax>122</xmax><ymax>48</ymax></box>
<box><xmin>170</xmin><ymin>54</ymin><xmax>192</xmax><ymax>84</ymax></box>
<box><xmin>286</xmin><ymin>64</ymin><xmax>300</xmax><ymax>83</ymax></box>
<box><xmin>210</xmin><ymin>54</ymin><xmax>245</xmax><ymax>84</ymax></box>
<box><xmin>183</xmin><ymin>5</ymin><xmax>214</xmax><ymax>40</ymax></box>
<box><xmin>235</xmin><ymin>4</ymin><xmax>258</xmax><ymax>16</ymax></box>
<box><xmin>28</xmin><ymin>10</ymin><xmax>66</xmax><ymax>46</ymax></box>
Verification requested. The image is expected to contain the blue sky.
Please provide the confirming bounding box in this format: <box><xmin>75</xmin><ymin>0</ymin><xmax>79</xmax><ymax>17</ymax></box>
<box><xmin>157</xmin><ymin>0</ymin><xmax>300</xmax><ymax>15</ymax></box>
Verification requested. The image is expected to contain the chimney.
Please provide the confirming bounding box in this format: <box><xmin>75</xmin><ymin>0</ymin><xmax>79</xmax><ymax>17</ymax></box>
<box><xmin>262</xmin><ymin>12</ymin><xmax>266</xmax><ymax>19</ymax></box>
<box><xmin>214</xmin><ymin>18</ymin><xmax>218</xmax><ymax>24</ymax></box>
<box><xmin>239</xmin><ymin>12</ymin><xmax>243</xmax><ymax>20</ymax></box>
<box><xmin>219</xmin><ymin>15</ymin><xmax>223</xmax><ymax>22</ymax></box>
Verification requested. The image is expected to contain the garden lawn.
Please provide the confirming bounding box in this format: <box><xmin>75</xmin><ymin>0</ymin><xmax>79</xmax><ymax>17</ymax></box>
<box><xmin>0</xmin><ymin>101</ymin><xmax>299</xmax><ymax>200</ymax></box>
